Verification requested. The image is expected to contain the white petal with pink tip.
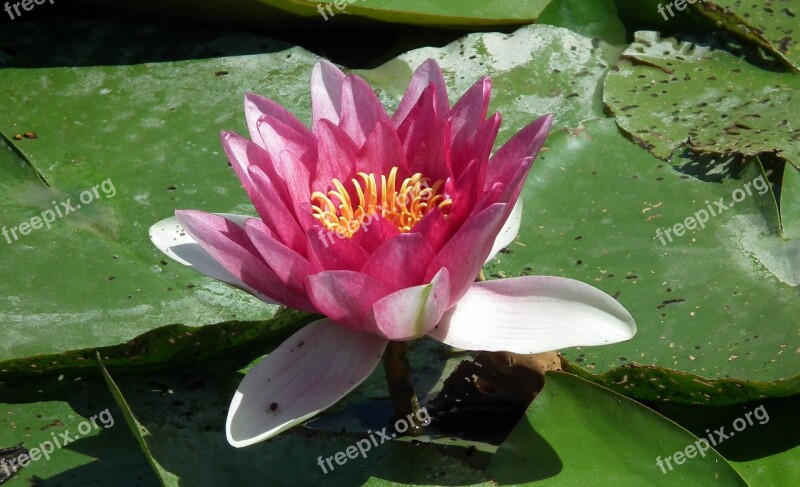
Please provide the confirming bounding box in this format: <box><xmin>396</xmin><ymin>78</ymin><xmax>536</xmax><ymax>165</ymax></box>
<box><xmin>226</xmin><ymin>319</ymin><xmax>388</xmax><ymax>448</ymax></box>
<box><xmin>148</xmin><ymin>214</ymin><xmax>276</xmax><ymax>304</ymax></box>
<box><xmin>429</xmin><ymin>276</ymin><xmax>636</xmax><ymax>354</ymax></box>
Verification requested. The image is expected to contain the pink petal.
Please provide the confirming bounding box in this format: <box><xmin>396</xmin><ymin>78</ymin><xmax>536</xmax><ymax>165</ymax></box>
<box><xmin>221</xmin><ymin>131</ymin><xmax>278</xmax><ymax>213</ymax></box>
<box><xmin>244</xmin><ymin>219</ymin><xmax>316</xmax><ymax>311</ymax></box>
<box><xmin>357</xmin><ymin>118</ymin><xmax>409</xmax><ymax>177</ymax></box>
<box><xmin>361</xmin><ymin>233</ymin><xmax>436</xmax><ymax>290</ymax></box>
<box><xmin>396</xmin><ymin>84</ymin><xmax>441</xmax><ymax>166</ymax></box>
<box><xmin>408</xmin><ymin>117</ymin><xmax>452</xmax><ymax>183</ymax></box>
<box><xmin>173</xmin><ymin>210</ymin><xmax>298</xmax><ymax>307</ymax></box>
<box><xmin>451</xmin><ymin>112</ymin><xmax>500</xmax><ymax>179</ymax></box>
<box><xmin>247</xmin><ymin>165</ymin><xmax>306</xmax><ymax>253</ymax></box>
<box><xmin>279</xmin><ymin>151</ymin><xmax>316</xmax><ymax>231</ymax></box>
<box><xmin>447</xmin><ymin>77</ymin><xmax>492</xmax><ymax>169</ymax></box>
<box><xmin>244</xmin><ymin>92</ymin><xmax>310</xmax><ymax>148</ymax></box>
<box><xmin>256</xmin><ymin>114</ymin><xmax>317</xmax><ymax>175</ymax></box>
<box><xmin>444</xmin><ymin>158</ymin><xmax>484</xmax><ymax>229</ymax></box>
<box><xmin>366</xmin><ymin>268</ymin><xmax>450</xmax><ymax>340</ymax></box>
<box><xmin>425</xmin><ymin>203</ymin><xmax>508</xmax><ymax>307</ymax></box>
<box><xmin>486</xmin><ymin>114</ymin><xmax>553</xmax><ymax>197</ymax></box>
<box><xmin>311</xmin><ymin>60</ymin><xmax>346</xmax><ymax>129</ymax></box>
<box><xmin>149</xmin><ymin>214</ymin><xmax>277</xmax><ymax>304</ymax></box>
<box><xmin>339</xmin><ymin>74</ymin><xmax>391</xmax><ymax>147</ymax></box>
<box><xmin>306</xmin><ymin>270</ymin><xmax>391</xmax><ymax>331</ymax></box>
<box><xmin>392</xmin><ymin>59</ymin><xmax>449</xmax><ymax>128</ymax></box>
<box><xmin>349</xmin><ymin>216</ymin><xmax>401</xmax><ymax>254</ymax></box>
<box><xmin>305</xmin><ymin>227</ymin><xmax>370</xmax><ymax>272</ymax></box>
<box><xmin>411</xmin><ymin>206</ymin><xmax>451</xmax><ymax>254</ymax></box>
<box><xmin>428</xmin><ymin>276</ymin><xmax>636</xmax><ymax>353</ymax></box>
<box><xmin>312</xmin><ymin>119</ymin><xmax>358</xmax><ymax>193</ymax></box>
<box><xmin>226</xmin><ymin>319</ymin><xmax>388</xmax><ymax>447</ymax></box>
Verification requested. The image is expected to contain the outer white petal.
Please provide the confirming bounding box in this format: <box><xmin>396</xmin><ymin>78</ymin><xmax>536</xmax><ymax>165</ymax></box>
<box><xmin>428</xmin><ymin>276</ymin><xmax>636</xmax><ymax>354</ymax></box>
<box><xmin>226</xmin><ymin>319</ymin><xmax>388</xmax><ymax>447</ymax></box>
<box><xmin>148</xmin><ymin>213</ymin><xmax>276</xmax><ymax>304</ymax></box>
<box><xmin>484</xmin><ymin>198</ymin><xmax>522</xmax><ymax>264</ymax></box>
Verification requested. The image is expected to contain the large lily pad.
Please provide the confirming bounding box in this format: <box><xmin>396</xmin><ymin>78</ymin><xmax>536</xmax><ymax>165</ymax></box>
<box><xmin>604</xmin><ymin>31</ymin><xmax>800</xmax><ymax>169</ymax></box>
<box><xmin>0</xmin><ymin>22</ymin><xmax>618</xmax><ymax>365</ymax></box>
<box><xmin>0</xmin><ymin>373</ymin><xmax>158</xmax><ymax>486</ymax></box>
<box><xmin>70</xmin><ymin>0</ymin><xmax>554</xmax><ymax>27</ymax></box>
<box><xmin>292</xmin><ymin>0</ymin><xmax>554</xmax><ymax>27</ymax></box>
<box><xmin>488</xmin><ymin>118</ymin><xmax>800</xmax><ymax>388</ymax></box>
<box><xmin>488</xmin><ymin>371</ymin><xmax>749</xmax><ymax>485</ymax></box>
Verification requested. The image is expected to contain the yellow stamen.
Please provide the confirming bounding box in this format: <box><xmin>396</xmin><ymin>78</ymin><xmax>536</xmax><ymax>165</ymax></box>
<box><xmin>311</xmin><ymin>166</ymin><xmax>452</xmax><ymax>237</ymax></box>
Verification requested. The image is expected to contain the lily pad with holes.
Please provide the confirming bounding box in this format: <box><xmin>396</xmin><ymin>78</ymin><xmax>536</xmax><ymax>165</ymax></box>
<box><xmin>487</xmin><ymin>118</ymin><xmax>800</xmax><ymax>392</ymax></box>
<box><xmin>604</xmin><ymin>31</ymin><xmax>800</xmax><ymax>169</ymax></box>
<box><xmin>693</xmin><ymin>0</ymin><xmax>800</xmax><ymax>72</ymax></box>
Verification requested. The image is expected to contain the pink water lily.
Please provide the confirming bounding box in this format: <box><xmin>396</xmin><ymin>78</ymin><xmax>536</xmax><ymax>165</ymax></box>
<box><xmin>149</xmin><ymin>59</ymin><xmax>636</xmax><ymax>448</ymax></box>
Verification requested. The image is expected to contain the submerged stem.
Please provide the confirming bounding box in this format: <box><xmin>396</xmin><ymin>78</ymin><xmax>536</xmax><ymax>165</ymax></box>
<box><xmin>382</xmin><ymin>341</ymin><xmax>425</xmax><ymax>435</ymax></box>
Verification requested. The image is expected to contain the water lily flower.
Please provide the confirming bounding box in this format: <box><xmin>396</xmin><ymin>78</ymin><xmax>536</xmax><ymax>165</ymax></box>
<box><xmin>149</xmin><ymin>59</ymin><xmax>636</xmax><ymax>448</ymax></box>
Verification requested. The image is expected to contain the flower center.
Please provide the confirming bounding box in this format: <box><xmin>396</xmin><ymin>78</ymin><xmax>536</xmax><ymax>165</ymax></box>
<box><xmin>311</xmin><ymin>166</ymin><xmax>451</xmax><ymax>237</ymax></box>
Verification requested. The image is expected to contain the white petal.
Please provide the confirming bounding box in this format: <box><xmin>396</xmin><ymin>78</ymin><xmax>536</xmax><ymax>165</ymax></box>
<box><xmin>148</xmin><ymin>213</ymin><xmax>277</xmax><ymax>304</ymax></box>
<box><xmin>484</xmin><ymin>198</ymin><xmax>522</xmax><ymax>264</ymax></box>
<box><xmin>429</xmin><ymin>276</ymin><xmax>636</xmax><ymax>354</ymax></box>
<box><xmin>226</xmin><ymin>319</ymin><xmax>388</xmax><ymax>447</ymax></box>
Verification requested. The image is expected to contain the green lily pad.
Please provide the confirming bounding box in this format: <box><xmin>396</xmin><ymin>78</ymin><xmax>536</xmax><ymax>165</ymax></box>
<box><xmin>488</xmin><ymin>118</ymin><xmax>800</xmax><ymax>390</ymax></box>
<box><xmin>358</xmin><ymin>24</ymin><xmax>622</xmax><ymax>137</ymax></box>
<box><xmin>292</xmin><ymin>0</ymin><xmax>553</xmax><ymax>27</ymax></box>
<box><xmin>536</xmin><ymin>0</ymin><xmax>627</xmax><ymax>45</ymax></box>
<box><xmin>604</xmin><ymin>31</ymin><xmax>800</xmax><ymax>169</ymax></box>
<box><xmin>0</xmin><ymin>309</ymin><xmax>312</xmax><ymax>378</ymax></box>
<box><xmin>71</xmin><ymin>0</ymin><xmax>554</xmax><ymax>27</ymax></box>
<box><xmin>780</xmin><ymin>164</ymin><xmax>800</xmax><ymax>239</ymax></box>
<box><xmin>0</xmin><ymin>27</ymin><xmax>318</xmax><ymax>362</ymax></box>
<box><xmin>0</xmin><ymin>21</ymin><xmax>618</xmax><ymax>366</ymax></box>
<box><xmin>693</xmin><ymin>0</ymin><xmax>800</xmax><ymax>72</ymax></box>
<box><xmin>655</xmin><ymin>396</ymin><xmax>800</xmax><ymax>486</ymax></box>
<box><xmin>487</xmin><ymin>371</ymin><xmax>749</xmax><ymax>485</ymax></box>
<box><xmin>0</xmin><ymin>373</ymin><xmax>158</xmax><ymax>486</ymax></box>
<box><xmin>563</xmin><ymin>357</ymin><xmax>800</xmax><ymax>405</ymax></box>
